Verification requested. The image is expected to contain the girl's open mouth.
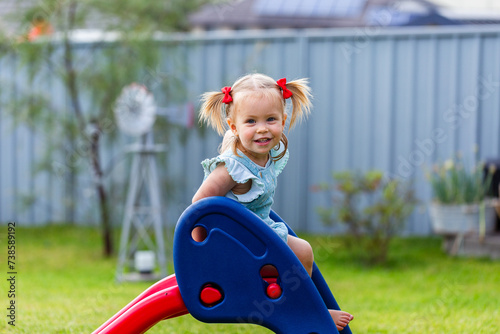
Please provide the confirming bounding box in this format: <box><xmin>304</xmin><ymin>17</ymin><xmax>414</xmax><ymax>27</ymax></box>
<box><xmin>255</xmin><ymin>138</ymin><xmax>271</xmax><ymax>145</ymax></box>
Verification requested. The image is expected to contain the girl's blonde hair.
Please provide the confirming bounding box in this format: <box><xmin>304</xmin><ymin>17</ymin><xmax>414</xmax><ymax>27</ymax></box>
<box><xmin>199</xmin><ymin>73</ymin><xmax>312</xmax><ymax>159</ymax></box>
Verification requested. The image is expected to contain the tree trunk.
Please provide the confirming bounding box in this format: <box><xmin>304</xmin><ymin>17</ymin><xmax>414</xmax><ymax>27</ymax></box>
<box><xmin>64</xmin><ymin>0</ymin><xmax>114</xmax><ymax>257</ymax></box>
<box><xmin>89</xmin><ymin>123</ymin><xmax>114</xmax><ymax>257</ymax></box>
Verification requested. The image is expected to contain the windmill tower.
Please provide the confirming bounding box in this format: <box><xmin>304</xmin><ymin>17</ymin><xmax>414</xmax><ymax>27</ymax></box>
<box><xmin>114</xmin><ymin>84</ymin><xmax>167</xmax><ymax>282</ymax></box>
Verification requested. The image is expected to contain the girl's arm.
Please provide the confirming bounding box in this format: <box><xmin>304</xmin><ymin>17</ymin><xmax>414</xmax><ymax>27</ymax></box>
<box><xmin>192</xmin><ymin>163</ymin><xmax>237</xmax><ymax>203</ymax></box>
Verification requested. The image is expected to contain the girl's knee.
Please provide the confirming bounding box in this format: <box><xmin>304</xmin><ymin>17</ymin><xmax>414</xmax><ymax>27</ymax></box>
<box><xmin>301</xmin><ymin>240</ymin><xmax>314</xmax><ymax>268</ymax></box>
<box><xmin>288</xmin><ymin>236</ymin><xmax>314</xmax><ymax>274</ymax></box>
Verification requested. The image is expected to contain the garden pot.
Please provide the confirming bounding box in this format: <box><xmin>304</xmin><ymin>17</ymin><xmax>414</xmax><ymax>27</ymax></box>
<box><xmin>429</xmin><ymin>201</ymin><xmax>497</xmax><ymax>235</ymax></box>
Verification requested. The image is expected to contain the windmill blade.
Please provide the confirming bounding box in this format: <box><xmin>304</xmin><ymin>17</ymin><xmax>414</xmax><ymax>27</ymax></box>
<box><xmin>114</xmin><ymin>83</ymin><xmax>157</xmax><ymax>137</ymax></box>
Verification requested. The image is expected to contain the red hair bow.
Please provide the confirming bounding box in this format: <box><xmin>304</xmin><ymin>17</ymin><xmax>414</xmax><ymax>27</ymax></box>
<box><xmin>276</xmin><ymin>78</ymin><xmax>293</xmax><ymax>99</ymax></box>
<box><xmin>221</xmin><ymin>86</ymin><xmax>232</xmax><ymax>104</ymax></box>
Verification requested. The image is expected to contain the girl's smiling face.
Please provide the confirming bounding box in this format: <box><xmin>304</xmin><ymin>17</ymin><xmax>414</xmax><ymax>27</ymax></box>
<box><xmin>227</xmin><ymin>93</ymin><xmax>286</xmax><ymax>166</ymax></box>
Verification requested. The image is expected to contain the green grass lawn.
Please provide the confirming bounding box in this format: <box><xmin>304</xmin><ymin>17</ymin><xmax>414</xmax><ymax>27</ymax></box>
<box><xmin>1</xmin><ymin>225</ymin><xmax>499</xmax><ymax>333</ymax></box>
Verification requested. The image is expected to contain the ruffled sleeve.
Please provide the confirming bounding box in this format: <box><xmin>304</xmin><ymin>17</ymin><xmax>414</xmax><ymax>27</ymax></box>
<box><xmin>271</xmin><ymin>145</ymin><xmax>289</xmax><ymax>177</ymax></box>
<box><xmin>201</xmin><ymin>154</ymin><xmax>265</xmax><ymax>203</ymax></box>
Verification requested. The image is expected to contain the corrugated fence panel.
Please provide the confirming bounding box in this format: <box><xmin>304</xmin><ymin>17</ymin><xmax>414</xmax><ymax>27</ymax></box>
<box><xmin>1</xmin><ymin>55</ymin><xmax>16</xmax><ymax>223</ymax></box>
<box><xmin>30</xmin><ymin>59</ymin><xmax>51</xmax><ymax>225</ymax></box>
<box><xmin>392</xmin><ymin>36</ymin><xmax>415</xmax><ymax>178</ymax></box>
<box><xmin>307</xmin><ymin>38</ymin><xmax>334</xmax><ymax>233</ymax></box>
<box><xmin>330</xmin><ymin>38</ymin><xmax>352</xmax><ymax>173</ymax></box>
<box><xmin>1</xmin><ymin>26</ymin><xmax>500</xmax><ymax>235</ymax></box>
<box><xmin>410</xmin><ymin>36</ymin><xmax>437</xmax><ymax>234</ymax></box>
<box><xmin>371</xmin><ymin>37</ymin><xmax>394</xmax><ymax>173</ymax></box>
<box><xmin>480</xmin><ymin>35</ymin><xmax>500</xmax><ymax>158</ymax></box>
<box><xmin>281</xmin><ymin>35</ymin><xmax>310</xmax><ymax>230</ymax></box>
<box><xmin>53</xmin><ymin>50</ymin><xmax>74</xmax><ymax>225</ymax></box>
<box><xmin>437</xmin><ymin>35</ymin><xmax>460</xmax><ymax>161</ymax></box>
<box><xmin>457</xmin><ymin>36</ymin><xmax>481</xmax><ymax>163</ymax></box>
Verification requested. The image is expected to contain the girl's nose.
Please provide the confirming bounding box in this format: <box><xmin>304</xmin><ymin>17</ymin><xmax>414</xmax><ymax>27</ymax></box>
<box><xmin>256</xmin><ymin>126</ymin><xmax>268</xmax><ymax>133</ymax></box>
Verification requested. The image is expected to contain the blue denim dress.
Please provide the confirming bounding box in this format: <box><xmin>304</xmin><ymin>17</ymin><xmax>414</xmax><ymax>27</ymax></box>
<box><xmin>201</xmin><ymin>146</ymin><xmax>289</xmax><ymax>243</ymax></box>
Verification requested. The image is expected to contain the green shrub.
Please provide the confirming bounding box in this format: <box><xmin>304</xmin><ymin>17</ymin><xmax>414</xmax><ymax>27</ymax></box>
<box><xmin>315</xmin><ymin>170</ymin><xmax>418</xmax><ymax>264</ymax></box>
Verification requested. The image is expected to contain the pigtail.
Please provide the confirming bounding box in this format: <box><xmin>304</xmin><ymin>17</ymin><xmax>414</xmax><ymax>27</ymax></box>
<box><xmin>272</xmin><ymin>133</ymin><xmax>288</xmax><ymax>162</ymax></box>
<box><xmin>199</xmin><ymin>91</ymin><xmax>228</xmax><ymax>135</ymax></box>
<box><xmin>283</xmin><ymin>78</ymin><xmax>312</xmax><ymax>130</ymax></box>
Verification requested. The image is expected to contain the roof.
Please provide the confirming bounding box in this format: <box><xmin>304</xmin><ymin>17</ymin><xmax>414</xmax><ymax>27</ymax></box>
<box><xmin>188</xmin><ymin>0</ymin><xmax>371</xmax><ymax>29</ymax></box>
<box><xmin>252</xmin><ymin>0</ymin><xmax>367</xmax><ymax>18</ymax></box>
<box><xmin>188</xmin><ymin>0</ymin><xmax>500</xmax><ymax>30</ymax></box>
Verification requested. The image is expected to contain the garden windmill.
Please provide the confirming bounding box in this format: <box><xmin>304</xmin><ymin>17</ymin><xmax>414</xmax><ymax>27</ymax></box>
<box><xmin>114</xmin><ymin>83</ymin><xmax>167</xmax><ymax>282</ymax></box>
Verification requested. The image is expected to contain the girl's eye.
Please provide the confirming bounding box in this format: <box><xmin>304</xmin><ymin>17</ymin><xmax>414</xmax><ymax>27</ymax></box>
<box><xmin>246</xmin><ymin>119</ymin><xmax>255</xmax><ymax>124</ymax></box>
<box><xmin>267</xmin><ymin>117</ymin><xmax>276</xmax><ymax>122</ymax></box>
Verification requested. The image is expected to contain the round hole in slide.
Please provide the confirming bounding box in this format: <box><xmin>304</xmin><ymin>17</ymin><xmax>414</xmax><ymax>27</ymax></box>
<box><xmin>191</xmin><ymin>226</ymin><xmax>208</xmax><ymax>242</ymax></box>
<box><xmin>260</xmin><ymin>264</ymin><xmax>279</xmax><ymax>278</ymax></box>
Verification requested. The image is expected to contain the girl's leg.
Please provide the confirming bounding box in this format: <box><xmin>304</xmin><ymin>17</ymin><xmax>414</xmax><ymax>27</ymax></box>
<box><xmin>287</xmin><ymin>235</ymin><xmax>354</xmax><ymax>331</ymax></box>
<box><xmin>287</xmin><ymin>235</ymin><xmax>314</xmax><ymax>276</ymax></box>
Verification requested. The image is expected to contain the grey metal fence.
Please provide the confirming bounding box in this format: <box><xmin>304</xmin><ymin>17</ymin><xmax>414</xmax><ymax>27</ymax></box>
<box><xmin>1</xmin><ymin>25</ymin><xmax>500</xmax><ymax>234</ymax></box>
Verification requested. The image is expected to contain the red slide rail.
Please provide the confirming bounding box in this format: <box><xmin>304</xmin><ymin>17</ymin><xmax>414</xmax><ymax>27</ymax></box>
<box><xmin>93</xmin><ymin>274</ymin><xmax>188</xmax><ymax>334</ymax></box>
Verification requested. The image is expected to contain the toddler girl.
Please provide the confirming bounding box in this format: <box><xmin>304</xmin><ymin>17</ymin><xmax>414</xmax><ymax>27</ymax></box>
<box><xmin>192</xmin><ymin>73</ymin><xmax>353</xmax><ymax>331</ymax></box>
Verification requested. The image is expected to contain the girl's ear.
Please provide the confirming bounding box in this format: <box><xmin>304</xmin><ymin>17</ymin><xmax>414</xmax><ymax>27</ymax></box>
<box><xmin>227</xmin><ymin>118</ymin><xmax>237</xmax><ymax>135</ymax></box>
<box><xmin>282</xmin><ymin>113</ymin><xmax>287</xmax><ymax>127</ymax></box>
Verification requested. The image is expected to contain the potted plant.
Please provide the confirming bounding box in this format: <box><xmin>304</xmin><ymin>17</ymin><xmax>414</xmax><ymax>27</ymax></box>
<box><xmin>426</xmin><ymin>155</ymin><xmax>497</xmax><ymax>237</ymax></box>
